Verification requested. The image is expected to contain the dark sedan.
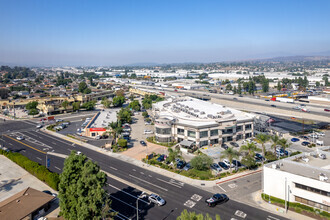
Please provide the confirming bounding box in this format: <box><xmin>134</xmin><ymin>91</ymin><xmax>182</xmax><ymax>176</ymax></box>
<box><xmin>229</xmin><ymin>142</ymin><xmax>239</xmax><ymax>148</ymax></box>
<box><xmin>140</xmin><ymin>140</ymin><xmax>147</xmax><ymax>146</ymax></box>
<box><xmin>291</xmin><ymin>138</ymin><xmax>300</xmax><ymax>142</ymax></box>
<box><xmin>218</xmin><ymin>162</ymin><xmax>229</xmax><ymax>170</ymax></box>
<box><xmin>157</xmin><ymin>154</ymin><xmax>165</xmax><ymax>162</ymax></box>
<box><xmin>221</xmin><ymin>144</ymin><xmax>229</xmax><ymax>150</ymax></box>
<box><xmin>302</xmin><ymin>141</ymin><xmax>310</xmax><ymax>146</ymax></box>
<box><xmin>205</xmin><ymin>194</ymin><xmax>229</xmax><ymax>207</ymax></box>
<box><xmin>176</xmin><ymin>161</ymin><xmax>186</xmax><ymax>169</ymax></box>
<box><xmin>232</xmin><ymin>160</ymin><xmax>242</xmax><ymax>167</ymax></box>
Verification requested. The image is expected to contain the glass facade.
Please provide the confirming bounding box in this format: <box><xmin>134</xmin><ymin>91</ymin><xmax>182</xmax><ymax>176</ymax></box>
<box><xmin>200</xmin><ymin>140</ymin><xmax>208</xmax><ymax>146</ymax></box>
<box><xmin>187</xmin><ymin>130</ymin><xmax>196</xmax><ymax>138</ymax></box>
<box><xmin>295</xmin><ymin>196</ymin><xmax>329</xmax><ymax>212</ymax></box>
<box><xmin>210</xmin><ymin>129</ymin><xmax>218</xmax><ymax>136</ymax></box>
<box><xmin>156</xmin><ymin>127</ymin><xmax>171</xmax><ymax>134</ymax></box>
<box><xmin>156</xmin><ymin>136</ymin><xmax>171</xmax><ymax>143</ymax></box>
<box><xmin>245</xmin><ymin>124</ymin><xmax>252</xmax><ymax>130</ymax></box>
<box><xmin>210</xmin><ymin>139</ymin><xmax>219</xmax><ymax>145</ymax></box>
<box><xmin>177</xmin><ymin>128</ymin><xmax>184</xmax><ymax>135</ymax></box>
<box><xmin>200</xmin><ymin>131</ymin><xmax>208</xmax><ymax>138</ymax></box>
<box><xmin>295</xmin><ymin>183</ymin><xmax>330</xmax><ymax>197</ymax></box>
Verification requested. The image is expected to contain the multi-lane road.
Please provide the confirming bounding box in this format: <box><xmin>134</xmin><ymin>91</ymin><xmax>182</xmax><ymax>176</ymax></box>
<box><xmin>0</xmin><ymin>119</ymin><xmax>288</xmax><ymax>220</ymax></box>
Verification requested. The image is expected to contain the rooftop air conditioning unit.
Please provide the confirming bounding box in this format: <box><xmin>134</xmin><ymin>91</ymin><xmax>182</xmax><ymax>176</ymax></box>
<box><xmin>319</xmin><ymin>173</ymin><xmax>328</xmax><ymax>182</ymax></box>
<box><xmin>201</xmin><ymin>111</ymin><xmax>205</xmax><ymax>115</ymax></box>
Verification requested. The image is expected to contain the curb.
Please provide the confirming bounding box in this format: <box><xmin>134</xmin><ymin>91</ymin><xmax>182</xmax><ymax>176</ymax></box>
<box><xmin>216</xmin><ymin>169</ymin><xmax>262</xmax><ymax>184</ymax></box>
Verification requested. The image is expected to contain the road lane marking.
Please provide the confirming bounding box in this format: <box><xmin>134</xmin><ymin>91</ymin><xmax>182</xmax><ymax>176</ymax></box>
<box><xmin>268</xmin><ymin>216</ymin><xmax>280</xmax><ymax>220</ymax></box>
<box><xmin>8</xmin><ymin>143</ymin><xmax>13</xmax><ymax>146</ymax></box>
<box><xmin>22</xmin><ymin>150</ymin><xmax>26</xmax><ymax>152</ymax></box>
<box><xmin>228</xmin><ymin>183</ymin><xmax>237</xmax><ymax>189</ymax></box>
<box><xmin>217</xmin><ymin>185</ymin><xmax>227</xmax><ymax>192</ymax></box>
<box><xmin>3</xmin><ymin>135</ymin><xmax>46</xmax><ymax>154</ymax></box>
<box><xmin>170</xmin><ymin>179</ymin><xmax>184</xmax><ymax>187</ymax></box>
<box><xmin>129</xmin><ymin>174</ymin><xmax>168</xmax><ymax>191</ymax></box>
<box><xmin>55</xmin><ymin>166</ymin><xmax>61</xmax><ymax>170</ymax></box>
<box><xmin>132</xmin><ymin>169</ymin><xmax>136</xmax><ymax>171</ymax></box>
<box><xmin>191</xmin><ymin>194</ymin><xmax>202</xmax><ymax>202</ymax></box>
<box><xmin>156</xmin><ymin>178</ymin><xmax>182</xmax><ymax>188</ymax></box>
<box><xmin>107</xmin><ymin>183</ymin><xmax>149</xmax><ymax>205</ymax></box>
<box><xmin>183</xmin><ymin>200</ymin><xmax>196</xmax><ymax>208</ymax></box>
<box><xmin>110</xmin><ymin>166</ymin><xmax>118</xmax><ymax>170</ymax></box>
<box><xmin>36</xmin><ymin>157</ymin><xmax>42</xmax><ymax>161</ymax></box>
<box><xmin>148</xmin><ymin>175</ymin><xmax>152</xmax><ymax>178</ymax></box>
<box><xmin>140</xmin><ymin>172</ymin><xmax>144</xmax><ymax>175</ymax></box>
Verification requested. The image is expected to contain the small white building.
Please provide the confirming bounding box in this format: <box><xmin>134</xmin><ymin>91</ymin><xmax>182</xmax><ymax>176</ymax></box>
<box><xmin>263</xmin><ymin>147</ymin><xmax>330</xmax><ymax>212</ymax></box>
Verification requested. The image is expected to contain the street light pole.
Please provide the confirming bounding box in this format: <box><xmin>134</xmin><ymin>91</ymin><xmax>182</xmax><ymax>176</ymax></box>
<box><xmin>136</xmin><ymin>192</ymin><xmax>145</xmax><ymax>220</ymax></box>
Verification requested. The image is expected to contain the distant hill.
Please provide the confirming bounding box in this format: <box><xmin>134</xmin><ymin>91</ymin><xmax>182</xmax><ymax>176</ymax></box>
<box><xmin>254</xmin><ymin>55</ymin><xmax>330</xmax><ymax>62</ymax></box>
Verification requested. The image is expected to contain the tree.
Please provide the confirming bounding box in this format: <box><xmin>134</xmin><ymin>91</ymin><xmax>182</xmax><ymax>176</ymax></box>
<box><xmin>101</xmin><ymin>97</ymin><xmax>111</xmax><ymax>108</ymax></box>
<box><xmin>270</xmin><ymin>135</ymin><xmax>280</xmax><ymax>155</ymax></box>
<box><xmin>255</xmin><ymin>133</ymin><xmax>270</xmax><ymax>165</ymax></box>
<box><xmin>277</xmin><ymin>81</ymin><xmax>281</xmax><ymax>91</ymax></box>
<box><xmin>78</xmin><ymin>81</ymin><xmax>88</xmax><ymax>93</ymax></box>
<box><xmin>84</xmin><ymin>87</ymin><xmax>92</xmax><ymax>94</ymax></box>
<box><xmin>112</xmin><ymin>96</ymin><xmax>125</xmax><ymax>107</ymax></box>
<box><xmin>26</xmin><ymin>101</ymin><xmax>38</xmax><ymax>110</ymax></box>
<box><xmin>142</xmin><ymin>111</ymin><xmax>149</xmax><ymax>118</ymax></box>
<box><xmin>233</xmin><ymin>86</ymin><xmax>237</xmax><ymax>94</ymax></box>
<box><xmin>58</xmin><ymin>151</ymin><xmax>112</xmax><ymax>220</ymax></box>
<box><xmin>177</xmin><ymin>209</ymin><xmax>220</xmax><ymax>220</ymax></box>
<box><xmin>190</xmin><ymin>154</ymin><xmax>213</xmax><ymax>171</ymax></box>
<box><xmin>61</xmin><ymin>100</ymin><xmax>69</xmax><ymax>110</ymax></box>
<box><xmin>167</xmin><ymin>147</ymin><xmax>182</xmax><ymax>163</ymax></box>
<box><xmin>128</xmin><ymin>100</ymin><xmax>141</xmax><ymax>111</ymax></box>
<box><xmin>323</xmin><ymin>75</ymin><xmax>329</xmax><ymax>86</ymax></box>
<box><xmin>117</xmin><ymin>139</ymin><xmax>127</xmax><ymax>148</ymax></box>
<box><xmin>237</xmin><ymin>83</ymin><xmax>242</xmax><ymax>95</ymax></box>
<box><xmin>81</xmin><ymin>101</ymin><xmax>96</xmax><ymax>111</ymax></box>
<box><xmin>28</xmin><ymin>108</ymin><xmax>39</xmax><ymax>115</ymax></box>
<box><xmin>72</xmin><ymin>102</ymin><xmax>81</xmax><ymax>111</ymax></box>
<box><xmin>262</xmin><ymin>79</ymin><xmax>269</xmax><ymax>92</ymax></box>
<box><xmin>241</xmin><ymin>155</ymin><xmax>257</xmax><ymax>169</ymax></box>
<box><xmin>130</xmin><ymin>73</ymin><xmax>137</xmax><ymax>78</ymax></box>
<box><xmin>220</xmin><ymin>147</ymin><xmax>239</xmax><ymax>173</ymax></box>
<box><xmin>315</xmin><ymin>81</ymin><xmax>320</xmax><ymax>87</ymax></box>
<box><xmin>240</xmin><ymin>142</ymin><xmax>260</xmax><ymax>157</ymax></box>
<box><xmin>115</xmin><ymin>90</ymin><xmax>125</xmax><ymax>97</ymax></box>
<box><xmin>0</xmin><ymin>88</ymin><xmax>9</xmax><ymax>99</ymax></box>
<box><xmin>225</xmin><ymin>83</ymin><xmax>232</xmax><ymax>91</ymax></box>
<box><xmin>117</xmin><ymin>108</ymin><xmax>132</xmax><ymax>124</ymax></box>
<box><xmin>278</xmin><ymin>138</ymin><xmax>291</xmax><ymax>152</ymax></box>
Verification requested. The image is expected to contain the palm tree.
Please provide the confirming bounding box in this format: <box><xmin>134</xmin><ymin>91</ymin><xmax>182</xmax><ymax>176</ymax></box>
<box><xmin>220</xmin><ymin>147</ymin><xmax>240</xmax><ymax>173</ymax></box>
<box><xmin>278</xmin><ymin>138</ymin><xmax>291</xmax><ymax>155</ymax></box>
<box><xmin>270</xmin><ymin>135</ymin><xmax>280</xmax><ymax>155</ymax></box>
<box><xmin>240</xmin><ymin>142</ymin><xmax>261</xmax><ymax>157</ymax></box>
<box><xmin>255</xmin><ymin>133</ymin><xmax>270</xmax><ymax>165</ymax></box>
<box><xmin>167</xmin><ymin>147</ymin><xmax>182</xmax><ymax>163</ymax></box>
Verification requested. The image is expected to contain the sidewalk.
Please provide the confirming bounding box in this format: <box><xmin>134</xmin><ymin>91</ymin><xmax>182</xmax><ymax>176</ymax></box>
<box><xmin>251</xmin><ymin>190</ymin><xmax>316</xmax><ymax>220</ymax></box>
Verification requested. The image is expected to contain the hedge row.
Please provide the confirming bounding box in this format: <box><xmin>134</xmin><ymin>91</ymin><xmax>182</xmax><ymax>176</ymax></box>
<box><xmin>262</xmin><ymin>193</ymin><xmax>330</xmax><ymax>219</ymax></box>
<box><xmin>0</xmin><ymin>149</ymin><xmax>60</xmax><ymax>190</ymax></box>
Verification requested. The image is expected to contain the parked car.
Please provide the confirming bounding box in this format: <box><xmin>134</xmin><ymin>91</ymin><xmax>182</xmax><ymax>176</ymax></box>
<box><xmin>210</xmin><ymin>163</ymin><xmax>222</xmax><ymax>172</ymax></box>
<box><xmin>309</xmin><ymin>133</ymin><xmax>318</xmax><ymax>139</ymax></box>
<box><xmin>223</xmin><ymin>159</ymin><xmax>234</xmax><ymax>168</ymax></box>
<box><xmin>42</xmin><ymin>190</ymin><xmax>57</xmax><ymax>197</ymax></box>
<box><xmin>319</xmin><ymin>153</ymin><xmax>326</xmax><ymax>160</ymax></box>
<box><xmin>221</xmin><ymin>144</ymin><xmax>229</xmax><ymax>150</ymax></box>
<box><xmin>205</xmin><ymin>194</ymin><xmax>229</xmax><ymax>207</ymax></box>
<box><xmin>265</xmin><ymin>99</ymin><xmax>270</xmax><ymax>101</ymax></box>
<box><xmin>157</xmin><ymin>154</ymin><xmax>165</xmax><ymax>162</ymax></box>
<box><xmin>300</xmin><ymin>135</ymin><xmax>309</xmax><ymax>140</ymax></box>
<box><xmin>144</xmin><ymin>130</ymin><xmax>153</xmax><ymax>134</ymax></box>
<box><xmin>276</xmin><ymin>148</ymin><xmax>284</xmax><ymax>156</ymax></box>
<box><xmin>301</xmin><ymin>141</ymin><xmax>310</xmax><ymax>146</ymax></box>
<box><xmin>62</xmin><ymin>122</ymin><xmax>70</xmax><ymax>126</ymax></box>
<box><xmin>291</xmin><ymin>138</ymin><xmax>300</xmax><ymax>142</ymax></box>
<box><xmin>229</xmin><ymin>142</ymin><xmax>239</xmax><ymax>148</ymax></box>
<box><xmin>255</xmin><ymin>153</ymin><xmax>265</xmax><ymax>162</ymax></box>
<box><xmin>16</xmin><ymin>136</ymin><xmax>24</xmax><ymax>141</ymax></box>
<box><xmin>316</xmin><ymin>132</ymin><xmax>325</xmax><ymax>137</ymax></box>
<box><xmin>218</xmin><ymin>161</ymin><xmax>229</xmax><ymax>170</ymax></box>
<box><xmin>55</xmin><ymin>119</ymin><xmax>63</xmax><ymax>122</ymax></box>
<box><xmin>271</xmin><ymin>104</ymin><xmax>276</xmax><ymax>107</ymax></box>
<box><xmin>176</xmin><ymin>160</ymin><xmax>186</xmax><ymax>169</ymax></box>
<box><xmin>140</xmin><ymin>140</ymin><xmax>147</xmax><ymax>146</ymax></box>
<box><xmin>233</xmin><ymin>98</ymin><xmax>237</xmax><ymax>100</ymax></box>
<box><xmin>183</xmin><ymin>163</ymin><xmax>192</xmax><ymax>171</ymax></box>
<box><xmin>148</xmin><ymin>194</ymin><xmax>166</xmax><ymax>206</ymax></box>
<box><xmin>232</xmin><ymin>160</ymin><xmax>242</xmax><ymax>167</ymax></box>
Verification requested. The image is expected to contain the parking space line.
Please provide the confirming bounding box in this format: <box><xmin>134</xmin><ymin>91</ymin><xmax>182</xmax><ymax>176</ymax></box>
<box><xmin>268</xmin><ymin>216</ymin><xmax>280</xmax><ymax>220</ymax></box>
<box><xmin>110</xmin><ymin>166</ymin><xmax>118</xmax><ymax>170</ymax></box>
<box><xmin>108</xmin><ymin>194</ymin><xmax>141</xmax><ymax>211</ymax></box>
<box><xmin>36</xmin><ymin>157</ymin><xmax>42</xmax><ymax>161</ymax></box>
<box><xmin>217</xmin><ymin>185</ymin><xmax>226</xmax><ymax>192</ymax></box>
<box><xmin>55</xmin><ymin>166</ymin><xmax>61</xmax><ymax>171</ymax></box>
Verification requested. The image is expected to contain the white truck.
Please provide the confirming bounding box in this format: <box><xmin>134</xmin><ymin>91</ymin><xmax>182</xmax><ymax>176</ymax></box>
<box><xmin>276</xmin><ymin>97</ymin><xmax>294</xmax><ymax>103</ymax></box>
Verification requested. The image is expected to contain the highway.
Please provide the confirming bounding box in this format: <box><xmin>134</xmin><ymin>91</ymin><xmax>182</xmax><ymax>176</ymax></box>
<box><xmin>132</xmin><ymin>85</ymin><xmax>330</xmax><ymax>121</ymax></box>
<box><xmin>0</xmin><ymin>120</ymin><xmax>289</xmax><ymax>220</ymax></box>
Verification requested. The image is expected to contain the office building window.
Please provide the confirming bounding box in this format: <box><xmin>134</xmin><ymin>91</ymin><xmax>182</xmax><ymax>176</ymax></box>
<box><xmin>210</xmin><ymin>139</ymin><xmax>219</xmax><ymax>145</ymax></box>
<box><xmin>156</xmin><ymin>127</ymin><xmax>171</xmax><ymax>134</ymax></box>
<box><xmin>188</xmin><ymin>130</ymin><xmax>196</xmax><ymax>138</ymax></box>
<box><xmin>177</xmin><ymin>128</ymin><xmax>184</xmax><ymax>135</ymax></box>
<box><xmin>295</xmin><ymin>183</ymin><xmax>330</xmax><ymax>197</ymax></box>
<box><xmin>295</xmin><ymin>196</ymin><xmax>329</xmax><ymax>212</ymax></box>
<box><xmin>200</xmin><ymin>140</ymin><xmax>208</xmax><ymax>147</ymax></box>
<box><xmin>210</xmin><ymin>129</ymin><xmax>218</xmax><ymax>136</ymax></box>
<box><xmin>200</xmin><ymin>131</ymin><xmax>208</xmax><ymax>138</ymax></box>
<box><xmin>245</xmin><ymin>124</ymin><xmax>252</xmax><ymax>130</ymax></box>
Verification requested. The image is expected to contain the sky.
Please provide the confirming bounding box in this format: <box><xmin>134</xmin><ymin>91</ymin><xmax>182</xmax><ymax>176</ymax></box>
<box><xmin>0</xmin><ymin>0</ymin><xmax>330</xmax><ymax>66</ymax></box>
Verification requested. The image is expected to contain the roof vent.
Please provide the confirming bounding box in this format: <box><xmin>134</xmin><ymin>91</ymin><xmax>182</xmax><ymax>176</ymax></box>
<box><xmin>319</xmin><ymin>173</ymin><xmax>328</xmax><ymax>182</ymax></box>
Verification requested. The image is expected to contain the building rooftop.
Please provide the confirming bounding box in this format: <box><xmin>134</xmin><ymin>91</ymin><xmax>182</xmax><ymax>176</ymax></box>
<box><xmin>266</xmin><ymin>146</ymin><xmax>330</xmax><ymax>183</ymax></box>
<box><xmin>153</xmin><ymin>97</ymin><xmax>254</xmax><ymax>127</ymax></box>
<box><xmin>91</xmin><ymin>108</ymin><xmax>119</xmax><ymax>128</ymax></box>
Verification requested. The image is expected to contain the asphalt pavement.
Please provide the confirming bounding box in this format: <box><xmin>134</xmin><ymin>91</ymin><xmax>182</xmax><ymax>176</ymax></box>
<box><xmin>0</xmin><ymin>119</ymin><xmax>289</xmax><ymax>220</ymax></box>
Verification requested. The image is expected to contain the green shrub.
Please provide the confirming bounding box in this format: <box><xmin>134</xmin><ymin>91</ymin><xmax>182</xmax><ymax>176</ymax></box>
<box><xmin>0</xmin><ymin>150</ymin><xmax>60</xmax><ymax>190</ymax></box>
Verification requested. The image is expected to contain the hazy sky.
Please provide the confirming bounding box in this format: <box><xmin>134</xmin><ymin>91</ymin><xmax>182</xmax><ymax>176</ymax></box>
<box><xmin>1</xmin><ymin>0</ymin><xmax>330</xmax><ymax>66</ymax></box>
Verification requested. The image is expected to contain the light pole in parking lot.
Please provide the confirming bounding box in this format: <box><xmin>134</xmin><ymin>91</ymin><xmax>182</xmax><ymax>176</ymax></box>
<box><xmin>136</xmin><ymin>191</ymin><xmax>145</xmax><ymax>220</ymax></box>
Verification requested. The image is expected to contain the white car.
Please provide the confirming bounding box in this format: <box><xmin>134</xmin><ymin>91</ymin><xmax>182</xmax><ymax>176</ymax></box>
<box><xmin>148</xmin><ymin>194</ymin><xmax>166</xmax><ymax>206</ymax></box>
<box><xmin>316</xmin><ymin>132</ymin><xmax>325</xmax><ymax>137</ymax></box>
<box><xmin>76</xmin><ymin>151</ymin><xmax>82</xmax><ymax>155</ymax></box>
<box><xmin>223</xmin><ymin>159</ymin><xmax>234</xmax><ymax>168</ymax></box>
<box><xmin>309</xmin><ymin>134</ymin><xmax>318</xmax><ymax>139</ymax></box>
<box><xmin>144</xmin><ymin>130</ymin><xmax>153</xmax><ymax>134</ymax></box>
<box><xmin>36</xmin><ymin>124</ymin><xmax>43</xmax><ymax>128</ymax></box>
<box><xmin>55</xmin><ymin>119</ymin><xmax>63</xmax><ymax>122</ymax></box>
<box><xmin>16</xmin><ymin>136</ymin><xmax>24</xmax><ymax>141</ymax></box>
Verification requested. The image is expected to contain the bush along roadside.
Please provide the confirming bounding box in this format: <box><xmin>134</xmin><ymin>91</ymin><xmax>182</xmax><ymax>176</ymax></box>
<box><xmin>262</xmin><ymin>193</ymin><xmax>330</xmax><ymax>220</ymax></box>
<box><xmin>0</xmin><ymin>149</ymin><xmax>60</xmax><ymax>190</ymax></box>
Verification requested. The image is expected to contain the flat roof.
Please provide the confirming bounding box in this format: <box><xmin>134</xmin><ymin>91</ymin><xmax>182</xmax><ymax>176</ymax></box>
<box><xmin>154</xmin><ymin>97</ymin><xmax>254</xmax><ymax>127</ymax></box>
<box><xmin>91</xmin><ymin>108</ymin><xmax>119</xmax><ymax>128</ymax></box>
<box><xmin>0</xmin><ymin>187</ymin><xmax>54</xmax><ymax>220</ymax></box>
<box><xmin>265</xmin><ymin>148</ymin><xmax>330</xmax><ymax>182</ymax></box>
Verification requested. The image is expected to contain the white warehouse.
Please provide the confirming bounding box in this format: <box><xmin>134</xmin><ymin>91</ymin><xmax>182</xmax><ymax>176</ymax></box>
<box><xmin>263</xmin><ymin>147</ymin><xmax>330</xmax><ymax>212</ymax></box>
